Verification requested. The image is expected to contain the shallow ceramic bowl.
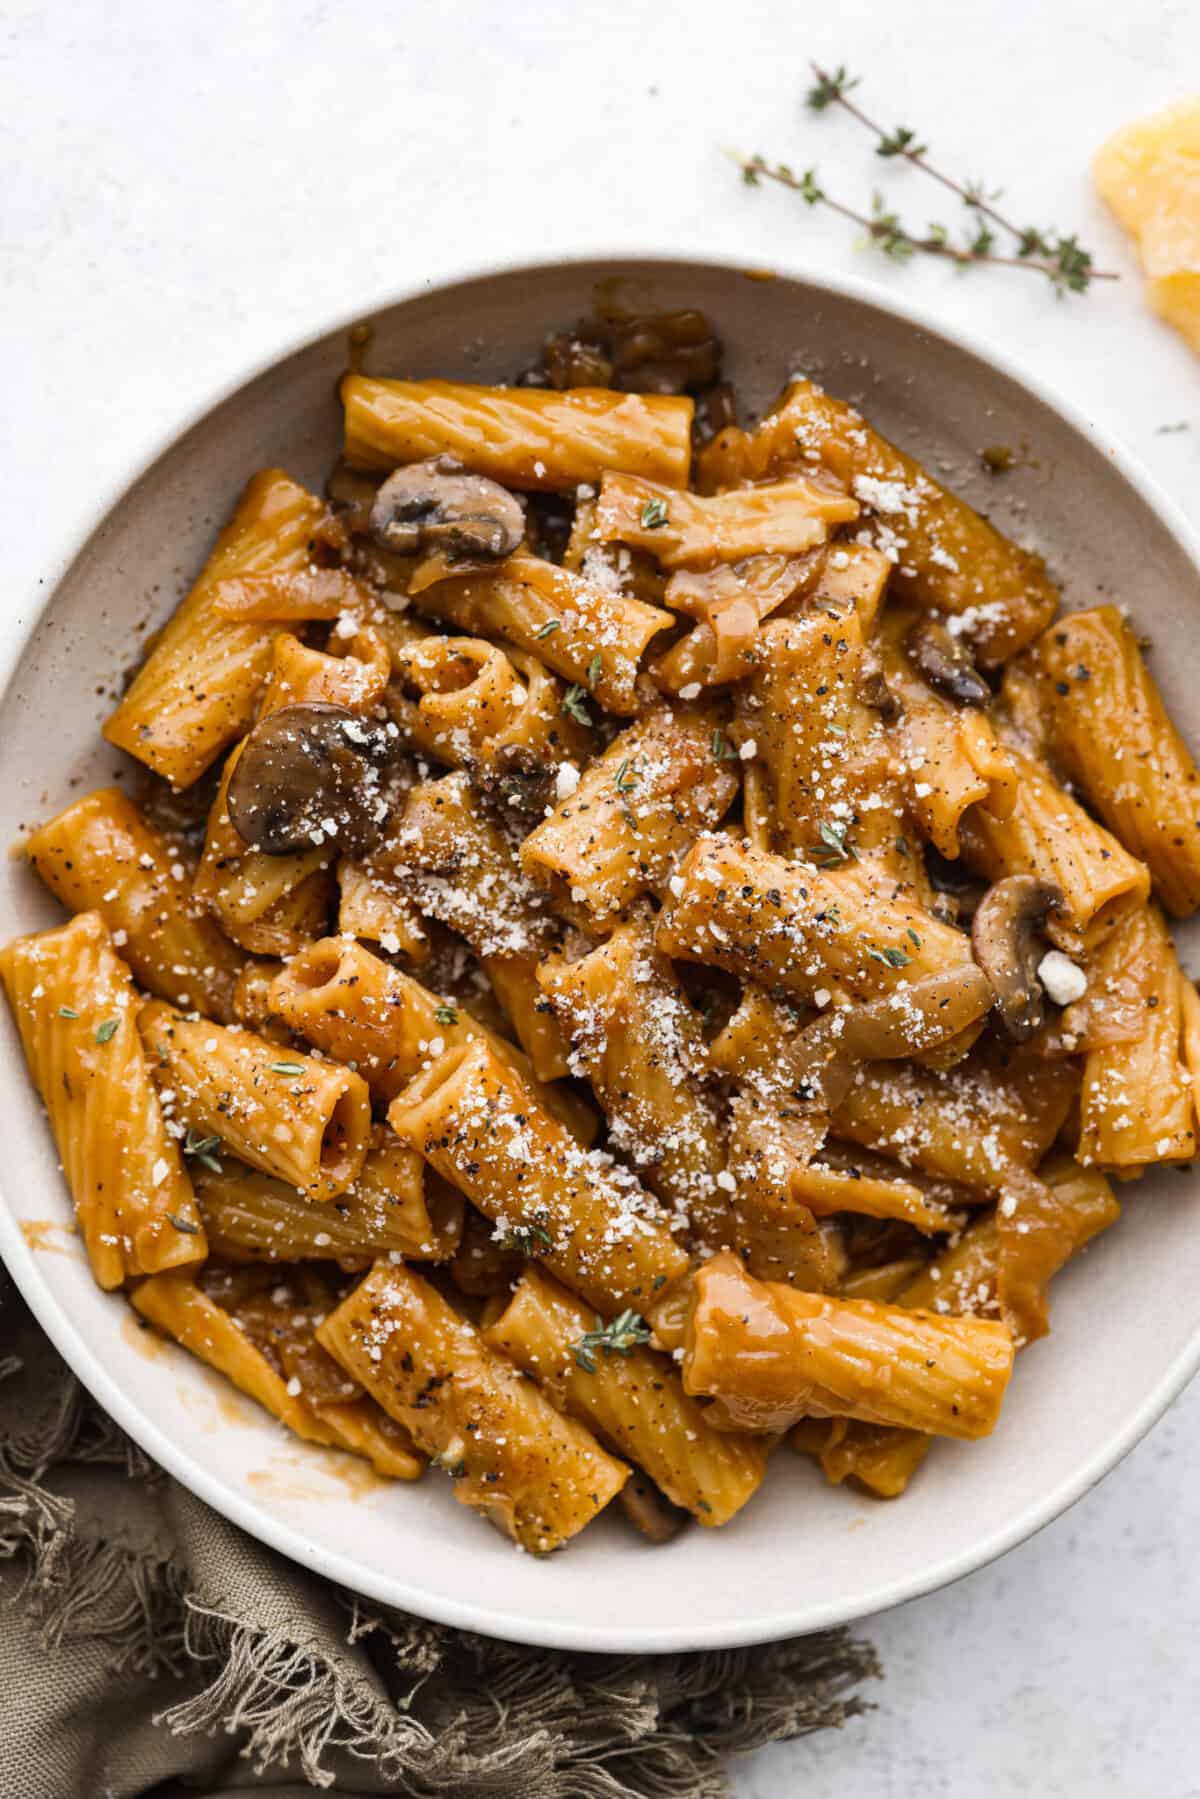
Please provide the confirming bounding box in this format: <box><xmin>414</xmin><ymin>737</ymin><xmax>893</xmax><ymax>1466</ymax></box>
<box><xmin>3</xmin><ymin>255</ymin><xmax>1199</xmax><ymax>1652</ymax></box>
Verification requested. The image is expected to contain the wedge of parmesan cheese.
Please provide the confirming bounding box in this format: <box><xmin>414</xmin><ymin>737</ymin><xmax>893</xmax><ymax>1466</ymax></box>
<box><xmin>1094</xmin><ymin>98</ymin><xmax>1200</xmax><ymax>351</ymax></box>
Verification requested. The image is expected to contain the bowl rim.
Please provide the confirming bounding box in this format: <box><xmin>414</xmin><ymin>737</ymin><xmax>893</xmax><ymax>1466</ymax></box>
<box><xmin>4</xmin><ymin>248</ymin><xmax>1200</xmax><ymax>1653</ymax></box>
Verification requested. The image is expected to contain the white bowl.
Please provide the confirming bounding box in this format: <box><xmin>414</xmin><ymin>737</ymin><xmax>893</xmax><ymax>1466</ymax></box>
<box><xmin>4</xmin><ymin>255</ymin><xmax>1200</xmax><ymax>1653</ymax></box>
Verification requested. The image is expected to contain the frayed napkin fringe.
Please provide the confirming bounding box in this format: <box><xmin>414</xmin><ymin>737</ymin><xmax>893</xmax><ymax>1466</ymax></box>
<box><xmin>0</xmin><ymin>1318</ymin><xmax>878</xmax><ymax>1797</ymax></box>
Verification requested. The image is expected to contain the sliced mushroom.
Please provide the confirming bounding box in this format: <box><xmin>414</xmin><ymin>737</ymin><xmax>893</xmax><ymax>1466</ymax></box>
<box><xmin>971</xmin><ymin>875</ymin><xmax>1064</xmax><ymax>1041</ymax></box>
<box><xmin>858</xmin><ymin>652</ymin><xmax>902</xmax><ymax>721</ymax></box>
<box><xmin>787</xmin><ymin>967</ymin><xmax>993</xmax><ymax>1115</ymax></box>
<box><xmin>907</xmin><ymin>615</ymin><xmax>991</xmax><ymax>708</ymax></box>
<box><xmin>617</xmin><ymin>1473</ymin><xmax>689</xmax><ymax>1544</ymax></box>
<box><xmin>226</xmin><ymin>703</ymin><xmax>397</xmax><ymax>857</ymax></box>
<box><xmin>609</xmin><ymin>309</ymin><xmax>722</xmax><ymax>395</ymax></box>
<box><xmin>368</xmin><ymin>457</ymin><xmax>524</xmax><ymax>562</ymax></box>
<box><xmin>543</xmin><ymin>331</ymin><xmax>615</xmax><ymax>389</ymax></box>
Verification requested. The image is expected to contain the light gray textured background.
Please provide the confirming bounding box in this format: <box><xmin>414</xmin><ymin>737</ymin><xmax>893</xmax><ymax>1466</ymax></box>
<box><xmin>3</xmin><ymin>2</ymin><xmax>1199</xmax><ymax>1794</ymax></box>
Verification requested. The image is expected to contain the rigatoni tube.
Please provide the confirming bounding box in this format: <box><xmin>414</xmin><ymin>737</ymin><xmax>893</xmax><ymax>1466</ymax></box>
<box><xmin>683</xmin><ymin>1252</ymin><xmax>1014</xmax><ymax>1440</ymax></box>
<box><xmin>1078</xmin><ymin>904</ymin><xmax>1195</xmax><ymax>1170</ymax></box>
<box><xmin>386</xmin><ymin>634</ymin><xmax>589</xmax><ymax>782</ymax></box>
<box><xmin>538</xmin><ymin>917</ymin><xmax>727</xmax><ymax>1239</ymax></box>
<box><xmin>406</xmin><ymin>551</ymin><xmax>672</xmax><ymax>715</ymax></box>
<box><xmin>103</xmin><ymin>469</ymin><xmax>326</xmax><ymax>787</ymax></box>
<box><xmin>318</xmin><ymin>1262</ymin><xmax>627</xmax><ymax>1552</ymax></box>
<box><xmin>485</xmin><ymin>1265</ymin><xmax>768</xmax><ymax>1525</ymax></box>
<box><xmin>388</xmin><ymin>1037</ymin><xmax>690</xmax><ymax>1315</ymax></box>
<box><xmin>192</xmin><ymin>1126</ymin><xmax>462</xmax><ymax>1265</ymax></box>
<box><xmin>138</xmin><ymin>1000</ymin><xmax>371</xmax><ymax>1201</ymax></box>
<box><xmin>0</xmin><ymin>912</ymin><xmax>206</xmax><ymax>1288</ymax></box>
<box><xmin>268</xmin><ymin>935</ymin><xmax>594</xmax><ymax>1141</ymax></box>
<box><xmin>1037</xmin><ymin>605</ymin><xmax>1200</xmax><ymax>917</ymax></box>
<box><xmin>341</xmin><ymin>374</ymin><xmax>693</xmax><ymax>491</ymax></box>
<box><xmin>133</xmin><ymin>1266</ymin><xmax>425</xmax><ymax>1480</ymax></box>
<box><xmin>24</xmin><ymin>785</ymin><xmax>244</xmax><ymax>1023</ymax></box>
<box><xmin>390</xmin><ymin>773</ymin><xmax>570</xmax><ymax>1080</ymax></box>
<box><xmin>521</xmin><ymin>708</ymin><xmax>739</xmax><ymax>926</ymax></box>
<box><xmin>959</xmin><ymin>745</ymin><xmax>1149</xmax><ymax>952</ymax></box>
<box><xmin>593</xmin><ymin>470</ymin><xmax>856</xmax><ymax>568</ymax></box>
<box><xmin>697</xmin><ymin>379</ymin><xmax>1058</xmax><ymax>665</ymax></box>
<box><xmin>655</xmin><ymin>835</ymin><xmax>982</xmax><ymax>1014</ymax></box>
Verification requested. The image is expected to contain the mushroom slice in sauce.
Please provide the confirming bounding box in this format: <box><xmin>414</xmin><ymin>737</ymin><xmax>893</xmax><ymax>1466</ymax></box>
<box><xmin>971</xmin><ymin>875</ymin><xmax>1064</xmax><ymax>1041</ymax></box>
<box><xmin>617</xmin><ymin>1473</ymin><xmax>689</xmax><ymax>1544</ymax></box>
<box><xmin>368</xmin><ymin>457</ymin><xmax>525</xmax><ymax>562</ymax></box>
<box><xmin>907</xmin><ymin>615</ymin><xmax>991</xmax><ymax>708</ymax></box>
<box><xmin>788</xmin><ymin>966</ymin><xmax>994</xmax><ymax>1117</ymax></box>
<box><xmin>226</xmin><ymin>703</ymin><xmax>396</xmax><ymax>857</ymax></box>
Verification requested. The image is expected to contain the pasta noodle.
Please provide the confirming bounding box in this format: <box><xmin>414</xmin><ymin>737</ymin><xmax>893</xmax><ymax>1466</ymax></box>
<box><xmin>832</xmin><ymin>1040</ymin><xmax>1079</xmax><ymax>1194</ymax></box>
<box><xmin>874</xmin><ymin>605</ymin><xmax>1018</xmax><ymax>860</ymax></box>
<box><xmin>696</xmin><ymin>379</ymin><xmax>1058</xmax><ymax>664</ymax></box>
<box><xmin>335</xmin><ymin>855</ymin><xmax>430</xmax><ymax>962</ymax></box>
<box><xmin>484</xmin><ymin>1264</ymin><xmax>768</xmax><ymax>1524</ymax></box>
<box><xmin>342</xmin><ymin>374</ymin><xmax>693</xmax><ymax>490</ymax></box>
<box><xmin>684</xmin><ymin>1251</ymin><xmax>1014</xmax><ymax>1439</ymax></box>
<box><xmin>133</xmin><ymin>1265</ymin><xmax>425</xmax><ymax>1479</ymax></box>
<box><xmin>267</xmin><ymin>934</ymin><xmax>594</xmax><ymax>1141</ymax></box>
<box><xmin>959</xmin><ymin>744</ymin><xmax>1150</xmax><ymax>951</ymax></box>
<box><xmin>537</xmin><ymin>915</ymin><xmax>726</xmax><ymax>1238</ymax></box>
<box><xmin>317</xmin><ymin>1261</ymin><xmax>627</xmax><ymax>1550</ymax></box>
<box><xmin>1077</xmin><ymin>904</ymin><xmax>1195</xmax><ymax>1171</ymax></box>
<box><xmin>592</xmin><ymin>469</ymin><xmax>857</xmax><ymax>568</ymax></box>
<box><xmin>24</xmin><ymin>786</ymin><xmax>244</xmax><ymax>1022</ymax></box>
<box><xmin>519</xmin><ymin>708</ymin><xmax>740</xmax><ymax>927</ymax></box>
<box><xmin>386</xmin><ymin>634</ymin><xmax>590</xmax><ymax>791</ymax></box>
<box><xmin>402</xmin><ymin>550</ymin><xmax>673</xmax><ymax>715</ymax></box>
<box><xmin>650</xmin><ymin>550</ymin><xmax>826</xmax><ymax>691</ymax></box>
<box><xmin>737</xmin><ymin>610</ymin><xmax>910</xmax><ymax>873</ymax></box>
<box><xmin>387</xmin><ymin>1037</ymin><xmax>690</xmax><ymax>1314</ymax></box>
<box><xmin>104</xmin><ymin>470</ymin><xmax>326</xmax><ymax>787</ymax></box>
<box><xmin>390</xmin><ymin>773</ymin><xmax>570</xmax><ymax>1079</ymax></box>
<box><xmin>0</xmin><ymin>912</ymin><xmax>205</xmax><ymax>1287</ymax></box>
<box><xmin>1034</xmin><ymin>605</ymin><xmax>1200</xmax><ymax>916</ymax></box>
<box><xmin>193</xmin><ymin>1126</ymin><xmax>462</xmax><ymax>1265</ymax></box>
<box><xmin>138</xmin><ymin>1001</ymin><xmax>372</xmax><ymax>1201</ymax></box>
<box><xmin>656</xmin><ymin>835</ymin><xmax>984</xmax><ymax>1016</ymax></box>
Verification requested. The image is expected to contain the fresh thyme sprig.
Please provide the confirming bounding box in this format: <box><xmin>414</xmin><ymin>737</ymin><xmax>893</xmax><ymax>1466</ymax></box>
<box><xmin>736</xmin><ymin>63</ymin><xmax>1117</xmax><ymax>297</ymax></box>
<box><xmin>573</xmin><ymin>1310</ymin><xmax>653</xmax><ymax>1373</ymax></box>
<box><xmin>811</xmin><ymin>820</ymin><xmax>854</xmax><ymax>866</ymax></box>
<box><xmin>183</xmin><ymin>1129</ymin><xmax>223</xmax><ymax>1174</ymax></box>
<box><xmin>500</xmin><ymin>1220</ymin><xmax>554</xmax><ymax>1255</ymax></box>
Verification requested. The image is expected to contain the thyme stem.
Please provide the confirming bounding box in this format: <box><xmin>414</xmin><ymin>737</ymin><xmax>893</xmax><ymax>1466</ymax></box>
<box><xmin>735</xmin><ymin>64</ymin><xmax>1117</xmax><ymax>296</ymax></box>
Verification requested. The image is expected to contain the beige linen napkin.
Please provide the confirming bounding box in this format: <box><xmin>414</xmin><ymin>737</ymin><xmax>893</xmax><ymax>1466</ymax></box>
<box><xmin>0</xmin><ymin>1268</ymin><xmax>875</xmax><ymax>1798</ymax></box>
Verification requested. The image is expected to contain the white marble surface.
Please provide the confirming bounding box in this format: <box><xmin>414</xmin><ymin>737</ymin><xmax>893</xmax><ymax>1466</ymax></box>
<box><xmin>4</xmin><ymin>1</ymin><xmax>1200</xmax><ymax>1792</ymax></box>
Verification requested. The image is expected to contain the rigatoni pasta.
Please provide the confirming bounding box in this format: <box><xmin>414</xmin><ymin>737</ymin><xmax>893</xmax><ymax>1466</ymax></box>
<box><xmin>697</xmin><ymin>378</ymin><xmax>1058</xmax><ymax>664</ymax></box>
<box><xmin>537</xmin><ymin>915</ymin><xmax>726</xmax><ymax>1238</ymax></box>
<box><xmin>138</xmin><ymin>1001</ymin><xmax>372</xmax><ymax>1201</ymax></box>
<box><xmin>24</xmin><ymin>786</ymin><xmax>245</xmax><ymax>1022</ymax></box>
<box><xmin>403</xmin><ymin>550</ymin><xmax>673</xmax><ymax>714</ymax></box>
<box><xmin>592</xmin><ymin>469</ymin><xmax>858</xmax><ymax>567</ymax></box>
<box><xmin>684</xmin><ymin>1252</ymin><xmax>1015</xmax><ymax>1439</ymax></box>
<box><xmin>387</xmin><ymin>1037</ymin><xmax>690</xmax><ymax>1315</ymax></box>
<box><xmin>317</xmin><ymin>1260</ymin><xmax>627</xmax><ymax>1550</ymax></box>
<box><xmin>104</xmin><ymin>470</ymin><xmax>326</xmax><ymax>787</ymax></box>
<box><xmin>192</xmin><ymin>1126</ymin><xmax>462</xmax><ymax>1266</ymax></box>
<box><xmin>520</xmin><ymin>706</ymin><xmax>739</xmax><ymax>926</ymax></box>
<box><xmin>7</xmin><ymin>305</ymin><xmax>1197</xmax><ymax>1555</ymax></box>
<box><xmin>342</xmin><ymin>374</ymin><xmax>694</xmax><ymax>491</ymax></box>
<box><xmin>1034</xmin><ymin>605</ymin><xmax>1200</xmax><ymax>916</ymax></box>
<box><xmin>0</xmin><ymin>912</ymin><xmax>206</xmax><ymax>1287</ymax></box>
<box><xmin>484</xmin><ymin>1264</ymin><xmax>768</xmax><ymax>1524</ymax></box>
